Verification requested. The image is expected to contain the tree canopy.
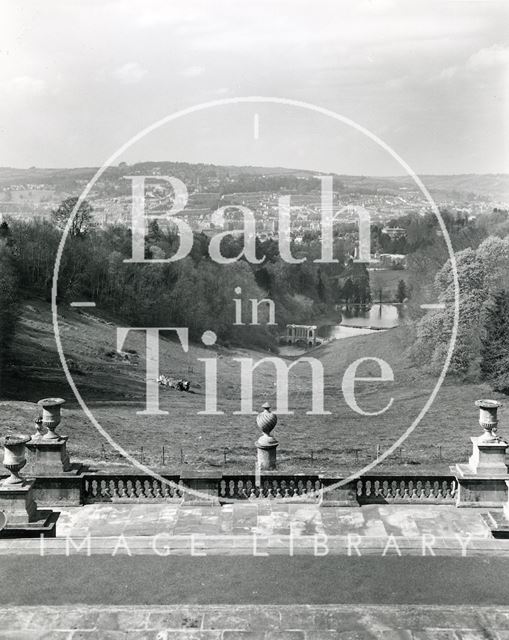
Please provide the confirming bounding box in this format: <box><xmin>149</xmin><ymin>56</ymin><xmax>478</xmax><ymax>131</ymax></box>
<box><xmin>52</xmin><ymin>197</ymin><xmax>94</xmax><ymax>238</ymax></box>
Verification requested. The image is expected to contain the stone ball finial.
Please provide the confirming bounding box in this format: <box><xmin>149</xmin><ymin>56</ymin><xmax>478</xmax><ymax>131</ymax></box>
<box><xmin>256</xmin><ymin>402</ymin><xmax>278</xmax><ymax>435</ymax></box>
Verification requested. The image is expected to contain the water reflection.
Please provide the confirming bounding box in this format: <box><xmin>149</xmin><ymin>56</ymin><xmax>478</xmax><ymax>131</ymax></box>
<box><xmin>279</xmin><ymin>304</ymin><xmax>403</xmax><ymax>356</ymax></box>
<box><xmin>340</xmin><ymin>303</ymin><xmax>402</xmax><ymax>329</ymax></box>
<box><xmin>319</xmin><ymin>304</ymin><xmax>402</xmax><ymax>340</ymax></box>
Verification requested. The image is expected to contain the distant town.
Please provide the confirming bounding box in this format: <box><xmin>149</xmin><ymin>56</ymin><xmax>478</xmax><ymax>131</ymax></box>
<box><xmin>1</xmin><ymin>164</ymin><xmax>508</xmax><ymax>244</ymax></box>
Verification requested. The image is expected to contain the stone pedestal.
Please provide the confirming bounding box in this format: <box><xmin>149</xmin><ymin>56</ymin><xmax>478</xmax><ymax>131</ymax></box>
<box><xmin>0</xmin><ymin>480</ymin><xmax>37</xmax><ymax>524</ymax></box>
<box><xmin>23</xmin><ymin>397</ymin><xmax>84</xmax><ymax>506</ymax></box>
<box><xmin>453</xmin><ymin>399</ymin><xmax>509</xmax><ymax>507</ymax></box>
<box><xmin>467</xmin><ymin>436</ymin><xmax>508</xmax><ymax>474</ymax></box>
<box><xmin>319</xmin><ymin>475</ymin><xmax>358</xmax><ymax>507</ymax></box>
<box><xmin>25</xmin><ymin>434</ymin><xmax>84</xmax><ymax>505</ymax></box>
<box><xmin>32</xmin><ymin>468</ymin><xmax>85</xmax><ymax>507</ymax></box>
<box><xmin>27</xmin><ymin>436</ymin><xmax>71</xmax><ymax>474</ymax></box>
<box><xmin>0</xmin><ymin>435</ymin><xmax>57</xmax><ymax>537</ymax></box>
<box><xmin>481</xmin><ymin>480</ymin><xmax>509</xmax><ymax>538</ymax></box>
<box><xmin>256</xmin><ymin>435</ymin><xmax>278</xmax><ymax>471</ymax></box>
<box><xmin>454</xmin><ymin>465</ymin><xmax>509</xmax><ymax>507</ymax></box>
<box><xmin>453</xmin><ymin>437</ymin><xmax>509</xmax><ymax>507</ymax></box>
<box><xmin>180</xmin><ymin>470</ymin><xmax>221</xmax><ymax>505</ymax></box>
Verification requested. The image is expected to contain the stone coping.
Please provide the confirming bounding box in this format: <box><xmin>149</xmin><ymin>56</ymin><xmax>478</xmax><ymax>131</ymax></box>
<box><xmin>453</xmin><ymin>463</ymin><xmax>509</xmax><ymax>479</ymax></box>
<box><xmin>0</xmin><ymin>604</ymin><xmax>508</xmax><ymax>637</ymax></box>
<box><xmin>73</xmin><ymin>468</ymin><xmax>457</xmax><ymax>479</ymax></box>
<box><xmin>1</xmin><ymin>463</ymin><xmax>458</xmax><ymax>477</ymax></box>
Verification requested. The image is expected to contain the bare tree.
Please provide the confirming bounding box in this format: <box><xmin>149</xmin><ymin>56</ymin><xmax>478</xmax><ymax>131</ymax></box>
<box><xmin>52</xmin><ymin>197</ymin><xmax>93</xmax><ymax>237</ymax></box>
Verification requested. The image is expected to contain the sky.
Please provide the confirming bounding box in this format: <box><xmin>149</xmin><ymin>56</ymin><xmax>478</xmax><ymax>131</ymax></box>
<box><xmin>0</xmin><ymin>0</ymin><xmax>508</xmax><ymax>174</ymax></box>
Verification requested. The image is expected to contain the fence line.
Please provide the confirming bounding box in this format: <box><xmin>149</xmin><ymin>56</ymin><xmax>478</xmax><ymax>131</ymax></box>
<box><xmin>90</xmin><ymin>443</ymin><xmax>471</xmax><ymax>469</ymax></box>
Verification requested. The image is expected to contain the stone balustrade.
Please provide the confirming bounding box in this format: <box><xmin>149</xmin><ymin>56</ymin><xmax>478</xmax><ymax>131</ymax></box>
<box><xmin>83</xmin><ymin>472</ymin><xmax>183</xmax><ymax>503</ymax></box>
<box><xmin>356</xmin><ymin>476</ymin><xmax>457</xmax><ymax>504</ymax></box>
<box><xmin>59</xmin><ymin>471</ymin><xmax>460</xmax><ymax>505</ymax></box>
<box><xmin>220</xmin><ymin>475</ymin><xmax>322</xmax><ymax>501</ymax></box>
<box><xmin>0</xmin><ymin>396</ymin><xmax>505</xmax><ymax>531</ymax></box>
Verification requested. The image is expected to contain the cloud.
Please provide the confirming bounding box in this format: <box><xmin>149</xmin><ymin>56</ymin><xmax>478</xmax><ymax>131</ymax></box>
<box><xmin>6</xmin><ymin>76</ymin><xmax>46</xmax><ymax>95</ymax></box>
<box><xmin>179</xmin><ymin>65</ymin><xmax>205</xmax><ymax>78</ymax></box>
<box><xmin>435</xmin><ymin>44</ymin><xmax>509</xmax><ymax>81</ymax></box>
<box><xmin>135</xmin><ymin>6</ymin><xmax>204</xmax><ymax>28</ymax></box>
<box><xmin>112</xmin><ymin>62</ymin><xmax>147</xmax><ymax>84</ymax></box>
<box><xmin>438</xmin><ymin>66</ymin><xmax>458</xmax><ymax>80</ymax></box>
<box><xmin>357</xmin><ymin>0</ymin><xmax>396</xmax><ymax>15</ymax></box>
<box><xmin>467</xmin><ymin>44</ymin><xmax>509</xmax><ymax>70</ymax></box>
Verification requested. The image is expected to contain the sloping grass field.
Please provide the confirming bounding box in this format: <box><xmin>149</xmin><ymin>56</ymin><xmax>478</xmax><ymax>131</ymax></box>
<box><xmin>1</xmin><ymin>299</ymin><xmax>505</xmax><ymax>474</ymax></box>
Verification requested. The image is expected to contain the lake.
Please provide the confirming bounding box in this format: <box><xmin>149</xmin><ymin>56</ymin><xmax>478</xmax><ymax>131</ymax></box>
<box><xmin>335</xmin><ymin>303</ymin><xmax>402</xmax><ymax>330</ymax></box>
<box><xmin>279</xmin><ymin>304</ymin><xmax>402</xmax><ymax>356</ymax></box>
<box><xmin>320</xmin><ymin>303</ymin><xmax>402</xmax><ymax>339</ymax></box>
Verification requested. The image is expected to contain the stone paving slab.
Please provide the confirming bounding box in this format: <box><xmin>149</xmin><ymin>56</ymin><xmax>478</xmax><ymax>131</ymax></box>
<box><xmin>1</xmin><ymin>503</ymin><xmax>507</xmax><ymax>556</ymax></box>
<box><xmin>0</xmin><ymin>605</ymin><xmax>506</xmax><ymax>639</ymax></box>
<box><xmin>49</xmin><ymin>503</ymin><xmax>491</xmax><ymax>540</ymax></box>
<box><xmin>2</xmin><ymin>533</ymin><xmax>509</xmax><ymax>555</ymax></box>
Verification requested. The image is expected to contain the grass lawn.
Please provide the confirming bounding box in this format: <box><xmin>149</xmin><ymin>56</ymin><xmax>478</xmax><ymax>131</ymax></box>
<box><xmin>2</xmin><ymin>556</ymin><xmax>509</xmax><ymax>605</ymax></box>
<box><xmin>1</xmin><ymin>298</ymin><xmax>505</xmax><ymax>475</ymax></box>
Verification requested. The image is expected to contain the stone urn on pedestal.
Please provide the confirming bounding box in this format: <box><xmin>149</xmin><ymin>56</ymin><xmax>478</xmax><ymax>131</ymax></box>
<box><xmin>256</xmin><ymin>402</ymin><xmax>278</xmax><ymax>471</ymax></box>
<box><xmin>25</xmin><ymin>397</ymin><xmax>84</xmax><ymax>507</ymax></box>
<box><xmin>0</xmin><ymin>434</ymin><xmax>37</xmax><ymax>526</ymax></box>
<box><xmin>27</xmin><ymin>398</ymin><xmax>71</xmax><ymax>473</ymax></box>
<box><xmin>469</xmin><ymin>400</ymin><xmax>508</xmax><ymax>471</ymax></box>
<box><xmin>0</xmin><ymin>434</ymin><xmax>58</xmax><ymax>536</ymax></box>
<box><xmin>453</xmin><ymin>399</ymin><xmax>509</xmax><ymax>508</ymax></box>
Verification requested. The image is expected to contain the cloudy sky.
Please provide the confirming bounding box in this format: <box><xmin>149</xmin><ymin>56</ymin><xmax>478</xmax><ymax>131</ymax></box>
<box><xmin>0</xmin><ymin>0</ymin><xmax>508</xmax><ymax>174</ymax></box>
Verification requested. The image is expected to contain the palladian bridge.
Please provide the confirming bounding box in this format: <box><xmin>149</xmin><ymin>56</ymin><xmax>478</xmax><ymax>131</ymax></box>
<box><xmin>285</xmin><ymin>323</ymin><xmax>317</xmax><ymax>347</ymax></box>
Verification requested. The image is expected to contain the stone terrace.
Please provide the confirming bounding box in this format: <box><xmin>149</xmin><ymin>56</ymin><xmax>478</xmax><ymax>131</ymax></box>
<box><xmin>2</xmin><ymin>604</ymin><xmax>509</xmax><ymax>639</ymax></box>
<box><xmin>0</xmin><ymin>502</ymin><xmax>502</xmax><ymax>555</ymax></box>
<box><xmin>2</xmin><ymin>503</ymin><xmax>509</xmax><ymax>638</ymax></box>
<box><xmin>3</xmin><ymin>400</ymin><xmax>509</xmax><ymax>638</ymax></box>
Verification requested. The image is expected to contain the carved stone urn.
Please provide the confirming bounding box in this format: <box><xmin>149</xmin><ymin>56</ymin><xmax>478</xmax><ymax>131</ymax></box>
<box><xmin>38</xmin><ymin>398</ymin><xmax>66</xmax><ymax>441</ymax></box>
<box><xmin>2</xmin><ymin>435</ymin><xmax>30</xmax><ymax>485</ymax></box>
<box><xmin>256</xmin><ymin>402</ymin><xmax>278</xmax><ymax>470</ymax></box>
<box><xmin>476</xmin><ymin>399</ymin><xmax>504</xmax><ymax>443</ymax></box>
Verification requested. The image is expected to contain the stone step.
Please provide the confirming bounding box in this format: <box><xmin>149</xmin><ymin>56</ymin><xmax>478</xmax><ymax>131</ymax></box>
<box><xmin>0</xmin><ymin>604</ymin><xmax>506</xmax><ymax>638</ymax></box>
<box><xmin>480</xmin><ymin>510</ymin><xmax>509</xmax><ymax>538</ymax></box>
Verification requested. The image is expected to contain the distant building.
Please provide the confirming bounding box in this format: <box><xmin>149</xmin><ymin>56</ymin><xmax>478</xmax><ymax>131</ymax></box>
<box><xmin>286</xmin><ymin>324</ymin><xmax>317</xmax><ymax>346</ymax></box>
<box><xmin>382</xmin><ymin>226</ymin><xmax>406</xmax><ymax>239</ymax></box>
<box><xmin>379</xmin><ymin>253</ymin><xmax>407</xmax><ymax>268</ymax></box>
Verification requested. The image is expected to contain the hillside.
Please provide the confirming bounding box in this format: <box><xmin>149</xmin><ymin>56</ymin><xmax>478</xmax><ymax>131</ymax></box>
<box><xmin>1</xmin><ymin>299</ymin><xmax>506</xmax><ymax>474</ymax></box>
<box><xmin>1</xmin><ymin>165</ymin><xmax>508</xmax><ymax>201</ymax></box>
